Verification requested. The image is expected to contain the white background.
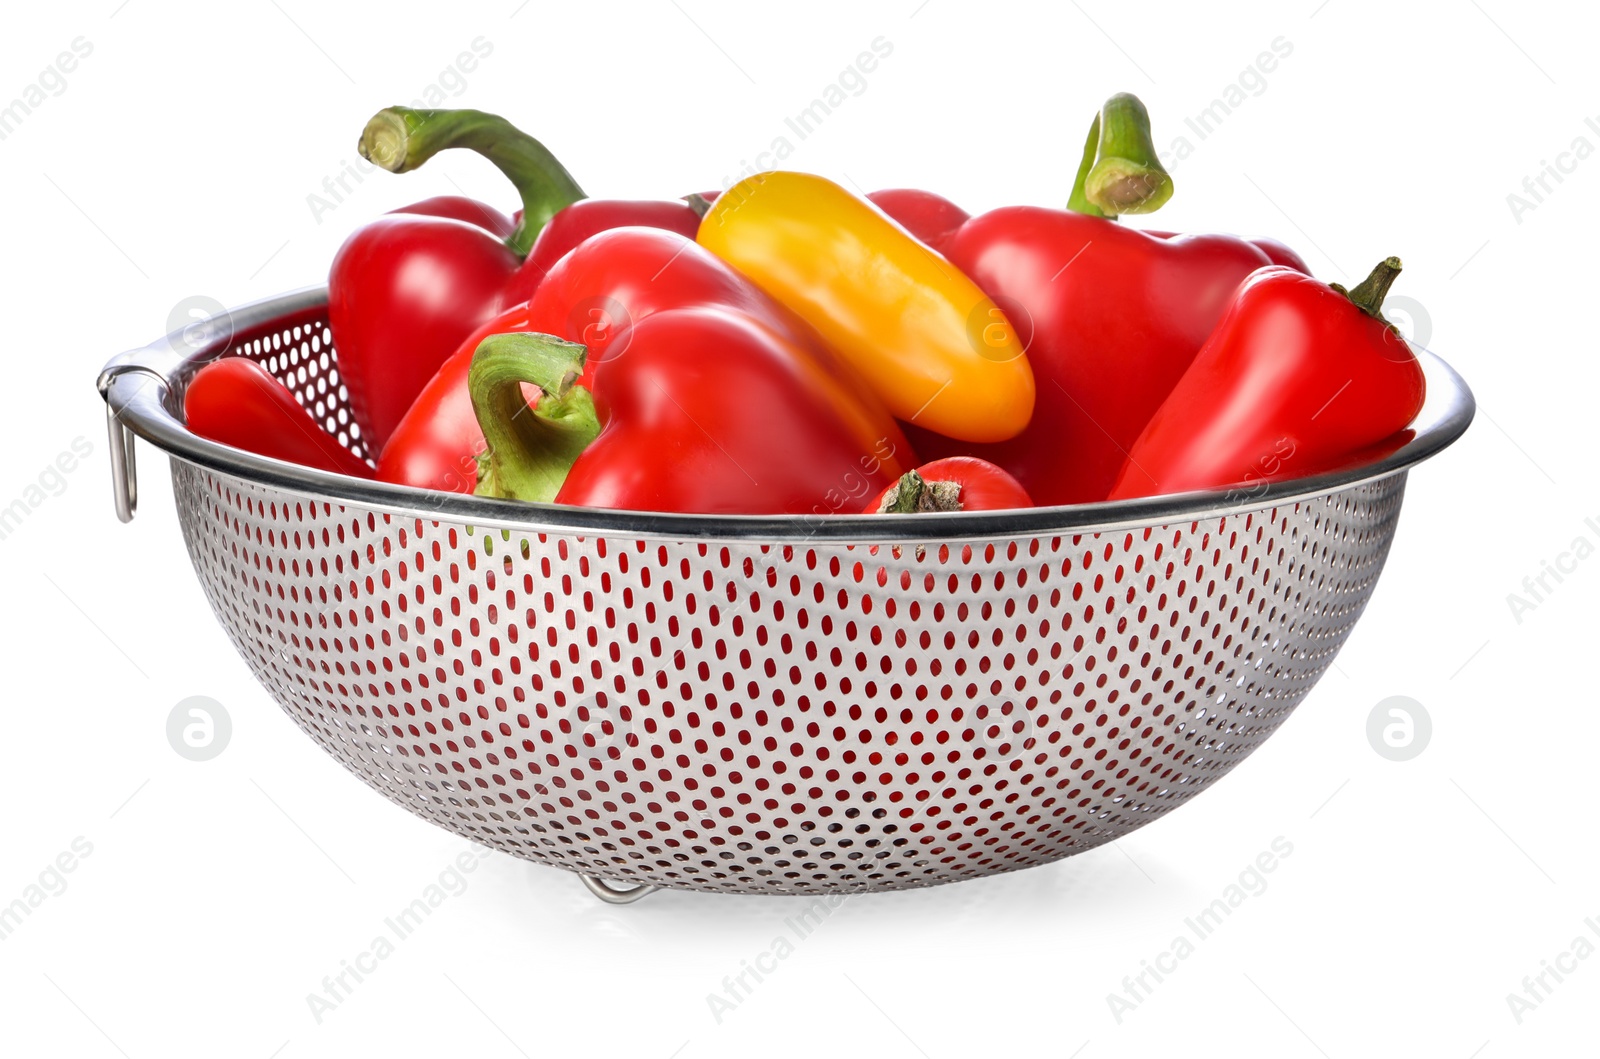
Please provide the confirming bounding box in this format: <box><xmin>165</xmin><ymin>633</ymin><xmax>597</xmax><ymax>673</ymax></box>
<box><xmin>1</xmin><ymin>1</ymin><xmax>1595</xmax><ymax>1055</ymax></box>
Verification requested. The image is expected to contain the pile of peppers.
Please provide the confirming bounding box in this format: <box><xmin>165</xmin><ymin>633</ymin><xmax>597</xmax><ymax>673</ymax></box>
<box><xmin>185</xmin><ymin>93</ymin><xmax>1426</xmax><ymax>517</ymax></box>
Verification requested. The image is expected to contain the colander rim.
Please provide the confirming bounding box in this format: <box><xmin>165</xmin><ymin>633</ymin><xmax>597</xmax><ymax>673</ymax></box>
<box><xmin>98</xmin><ymin>285</ymin><xmax>1475</xmax><ymax>543</ymax></box>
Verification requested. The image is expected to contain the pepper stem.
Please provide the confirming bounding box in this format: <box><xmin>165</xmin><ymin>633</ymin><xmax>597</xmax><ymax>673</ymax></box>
<box><xmin>358</xmin><ymin>107</ymin><xmax>586</xmax><ymax>257</ymax></box>
<box><xmin>1332</xmin><ymin>256</ymin><xmax>1404</xmax><ymax>320</ymax></box>
<box><xmin>468</xmin><ymin>333</ymin><xmax>601</xmax><ymax>503</ymax></box>
<box><xmin>1075</xmin><ymin>93</ymin><xmax>1174</xmax><ymax>216</ymax></box>
<box><xmin>1066</xmin><ymin>114</ymin><xmax>1109</xmax><ymax>219</ymax></box>
<box><xmin>878</xmin><ymin>469</ymin><xmax>964</xmax><ymax>513</ymax></box>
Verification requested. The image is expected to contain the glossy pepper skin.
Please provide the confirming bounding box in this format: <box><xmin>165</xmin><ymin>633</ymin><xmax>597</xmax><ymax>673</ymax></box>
<box><xmin>373</xmin><ymin>302</ymin><xmax>534</xmax><ymax>493</ymax></box>
<box><xmin>1140</xmin><ymin>229</ymin><xmax>1311</xmax><ymax>273</ymax></box>
<box><xmin>1234</xmin><ymin>235</ymin><xmax>1308</xmax><ymax>273</ymax></box>
<box><xmin>469</xmin><ymin>320</ymin><xmax>906</xmax><ymax>516</ymax></box>
<box><xmin>698</xmin><ymin>171</ymin><xmax>1035</xmax><ymax>444</ymax></box>
<box><xmin>330</xmin><ymin>108</ymin><xmax>585</xmax><ymax>451</ymax></box>
<box><xmin>184</xmin><ymin>358</ymin><xmax>373</xmax><ymax>478</ymax></box>
<box><xmin>865</xmin><ymin>456</ymin><xmax>1032</xmax><ymax>513</ymax></box>
<box><xmin>329</xmin><ymin>214</ymin><xmax>522</xmax><ymax>453</ymax></box>
<box><xmin>1106</xmin><ymin>259</ymin><xmax>1425</xmax><ymax>500</ymax></box>
<box><xmin>379</xmin><ymin>226</ymin><xmax>913</xmax><ymax>496</ymax></box>
<box><xmin>502</xmin><ymin>197</ymin><xmax>709</xmax><ymax>305</ymax></box>
<box><xmin>389</xmin><ymin>194</ymin><xmax>514</xmax><ymax>238</ymax></box>
<box><xmin>865</xmin><ymin>189</ymin><xmax>971</xmax><ymax>254</ymax></box>
<box><xmin>878</xmin><ymin>200</ymin><xmax>1310</xmax><ymax>277</ymax></box>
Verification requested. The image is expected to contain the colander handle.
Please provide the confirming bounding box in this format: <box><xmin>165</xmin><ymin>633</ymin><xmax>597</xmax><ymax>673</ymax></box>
<box><xmin>99</xmin><ymin>347</ymin><xmax>181</xmax><ymax>525</ymax></box>
<box><xmin>106</xmin><ymin>402</ymin><xmax>138</xmax><ymax>523</ymax></box>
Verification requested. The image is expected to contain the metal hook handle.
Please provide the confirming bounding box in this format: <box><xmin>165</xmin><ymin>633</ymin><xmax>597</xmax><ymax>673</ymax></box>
<box><xmin>579</xmin><ymin>874</ymin><xmax>659</xmax><ymax>905</ymax></box>
<box><xmin>106</xmin><ymin>402</ymin><xmax>138</xmax><ymax>523</ymax></box>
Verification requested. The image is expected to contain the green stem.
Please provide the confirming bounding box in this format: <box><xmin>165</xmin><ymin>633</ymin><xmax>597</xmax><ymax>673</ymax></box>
<box><xmin>1066</xmin><ymin>114</ymin><xmax>1109</xmax><ymax>218</ymax></box>
<box><xmin>1079</xmin><ymin>93</ymin><xmax>1174</xmax><ymax>216</ymax></box>
<box><xmin>359</xmin><ymin>107</ymin><xmax>587</xmax><ymax>257</ymax></box>
<box><xmin>1332</xmin><ymin>257</ymin><xmax>1403</xmax><ymax>319</ymax></box>
<box><xmin>468</xmin><ymin>333</ymin><xmax>600</xmax><ymax>503</ymax></box>
<box><xmin>878</xmin><ymin>469</ymin><xmax>964</xmax><ymax>513</ymax></box>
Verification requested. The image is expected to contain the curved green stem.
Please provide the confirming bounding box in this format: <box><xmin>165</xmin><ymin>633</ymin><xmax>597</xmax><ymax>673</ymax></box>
<box><xmin>1332</xmin><ymin>256</ymin><xmax>1403</xmax><ymax>318</ymax></box>
<box><xmin>1072</xmin><ymin>93</ymin><xmax>1173</xmax><ymax>216</ymax></box>
<box><xmin>359</xmin><ymin>107</ymin><xmax>586</xmax><ymax>257</ymax></box>
<box><xmin>1066</xmin><ymin>114</ymin><xmax>1109</xmax><ymax>219</ymax></box>
<box><xmin>469</xmin><ymin>333</ymin><xmax>600</xmax><ymax>503</ymax></box>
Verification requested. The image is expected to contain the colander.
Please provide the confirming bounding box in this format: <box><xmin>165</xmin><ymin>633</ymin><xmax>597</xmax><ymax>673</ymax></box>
<box><xmin>97</xmin><ymin>287</ymin><xmax>1473</xmax><ymax>901</ymax></box>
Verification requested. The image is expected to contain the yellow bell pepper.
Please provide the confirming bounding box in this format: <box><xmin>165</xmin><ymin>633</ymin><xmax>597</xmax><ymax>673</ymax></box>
<box><xmin>697</xmin><ymin>171</ymin><xmax>1035</xmax><ymax>443</ymax></box>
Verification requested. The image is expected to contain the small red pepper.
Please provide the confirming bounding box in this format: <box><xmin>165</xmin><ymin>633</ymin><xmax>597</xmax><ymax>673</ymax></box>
<box><xmin>884</xmin><ymin>94</ymin><xmax>1298</xmax><ymax>505</ymax></box>
<box><xmin>864</xmin><ymin>457</ymin><xmax>1032</xmax><ymax>513</ymax></box>
<box><xmin>1106</xmin><ymin>258</ymin><xmax>1425</xmax><ymax>499</ymax></box>
<box><xmin>184</xmin><ymin>358</ymin><xmax>373</xmax><ymax>478</ymax></box>
<box><xmin>378</xmin><ymin>226</ymin><xmax>913</xmax><ymax>499</ymax></box>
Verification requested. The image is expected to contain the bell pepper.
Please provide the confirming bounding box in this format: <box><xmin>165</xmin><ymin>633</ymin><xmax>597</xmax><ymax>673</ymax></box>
<box><xmin>378</xmin><ymin>226</ymin><xmax>913</xmax><ymax>500</ymax></box>
<box><xmin>184</xmin><ymin>358</ymin><xmax>373</xmax><ymax>478</ymax></box>
<box><xmin>469</xmin><ymin>315</ymin><xmax>906</xmax><ymax>515</ymax></box>
<box><xmin>330</xmin><ymin>107</ymin><xmax>586</xmax><ymax>450</ymax></box>
<box><xmin>889</xmin><ymin>93</ymin><xmax>1297</xmax><ymax>506</ymax></box>
<box><xmin>697</xmin><ymin>171</ymin><xmax>1036</xmax><ymax>444</ymax></box>
<box><xmin>1106</xmin><ymin>258</ymin><xmax>1425</xmax><ymax>499</ymax></box>
<box><xmin>865</xmin><ymin>456</ymin><xmax>1032</xmax><ymax>513</ymax></box>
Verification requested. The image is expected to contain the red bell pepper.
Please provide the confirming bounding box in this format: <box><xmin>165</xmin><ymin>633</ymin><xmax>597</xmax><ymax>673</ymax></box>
<box><xmin>331</xmin><ymin>107</ymin><xmax>586</xmax><ymax>451</ymax></box>
<box><xmin>865</xmin><ymin>456</ymin><xmax>1032</xmax><ymax>513</ymax></box>
<box><xmin>469</xmin><ymin>317</ymin><xmax>906</xmax><ymax>515</ymax></box>
<box><xmin>884</xmin><ymin>93</ymin><xmax>1298</xmax><ymax>506</ymax></box>
<box><xmin>1106</xmin><ymin>258</ymin><xmax>1425</xmax><ymax>499</ymax></box>
<box><xmin>184</xmin><ymin>358</ymin><xmax>373</xmax><ymax>478</ymax></box>
<box><xmin>378</xmin><ymin>226</ymin><xmax>914</xmax><ymax>500</ymax></box>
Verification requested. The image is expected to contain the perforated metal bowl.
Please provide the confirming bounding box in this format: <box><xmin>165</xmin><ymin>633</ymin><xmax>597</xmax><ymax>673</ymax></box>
<box><xmin>98</xmin><ymin>287</ymin><xmax>1473</xmax><ymax>900</ymax></box>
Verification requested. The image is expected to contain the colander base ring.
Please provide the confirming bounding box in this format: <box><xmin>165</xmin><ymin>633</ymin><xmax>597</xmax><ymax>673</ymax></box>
<box><xmin>581</xmin><ymin>875</ymin><xmax>661</xmax><ymax>904</ymax></box>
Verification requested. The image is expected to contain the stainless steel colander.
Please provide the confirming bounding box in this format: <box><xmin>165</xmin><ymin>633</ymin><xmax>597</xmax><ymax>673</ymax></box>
<box><xmin>97</xmin><ymin>287</ymin><xmax>1473</xmax><ymax>901</ymax></box>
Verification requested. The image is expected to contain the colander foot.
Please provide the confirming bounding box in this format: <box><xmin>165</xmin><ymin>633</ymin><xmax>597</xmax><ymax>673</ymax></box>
<box><xmin>579</xmin><ymin>874</ymin><xmax>659</xmax><ymax>905</ymax></box>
